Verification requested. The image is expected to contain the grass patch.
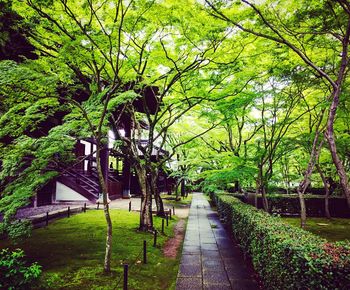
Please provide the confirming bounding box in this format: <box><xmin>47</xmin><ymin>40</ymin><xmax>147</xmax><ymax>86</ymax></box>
<box><xmin>162</xmin><ymin>193</ymin><xmax>192</xmax><ymax>207</ymax></box>
<box><xmin>282</xmin><ymin>217</ymin><xmax>350</xmax><ymax>242</ymax></box>
<box><xmin>0</xmin><ymin>209</ymin><xmax>181</xmax><ymax>289</ymax></box>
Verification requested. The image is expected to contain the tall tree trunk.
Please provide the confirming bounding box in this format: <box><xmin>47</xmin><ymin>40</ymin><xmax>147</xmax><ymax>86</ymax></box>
<box><xmin>260</xmin><ymin>183</ymin><xmax>269</xmax><ymax>212</ymax></box>
<box><xmin>324</xmin><ymin>18</ymin><xmax>350</xmax><ymax>208</ymax></box>
<box><xmin>254</xmin><ymin>178</ymin><xmax>259</xmax><ymax>208</ymax></box>
<box><xmin>296</xmin><ymin>183</ymin><xmax>308</xmax><ymax>229</ymax></box>
<box><xmin>316</xmin><ymin>163</ymin><xmax>331</xmax><ymax>219</ymax></box>
<box><xmin>154</xmin><ymin>191</ymin><xmax>165</xmax><ymax>217</ymax></box>
<box><xmin>96</xmin><ymin>144</ymin><xmax>113</xmax><ymax>274</ymax></box>
<box><xmin>325</xmin><ymin>123</ymin><xmax>350</xmax><ymax>208</ymax></box>
<box><xmin>175</xmin><ymin>181</ymin><xmax>180</xmax><ymax>200</ymax></box>
<box><xmin>256</xmin><ymin>164</ymin><xmax>269</xmax><ymax>211</ymax></box>
<box><xmin>297</xmin><ymin>133</ymin><xmax>324</xmax><ymax>229</ymax></box>
<box><xmin>180</xmin><ymin>179</ymin><xmax>186</xmax><ymax>197</ymax></box>
<box><xmin>136</xmin><ymin>165</ymin><xmax>153</xmax><ymax>231</ymax></box>
<box><xmin>151</xmin><ymin>168</ymin><xmax>165</xmax><ymax>217</ymax></box>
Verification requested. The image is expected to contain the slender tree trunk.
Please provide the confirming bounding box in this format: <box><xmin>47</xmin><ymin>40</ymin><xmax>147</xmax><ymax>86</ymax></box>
<box><xmin>261</xmin><ymin>184</ymin><xmax>269</xmax><ymax>212</ymax></box>
<box><xmin>154</xmin><ymin>191</ymin><xmax>165</xmax><ymax>217</ymax></box>
<box><xmin>180</xmin><ymin>179</ymin><xmax>186</xmax><ymax>197</ymax></box>
<box><xmin>316</xmin><ymin>163</ymin><xmax>331</xmax><ymax>219</ymax></box>
<box><xmin>151</xmin><ymin>169</ymin><xmax>165</xmax><ymax>217</ymax></box>
<box><xmin>324</xmin><ymin>18</ymin><xmax>350</xmax><ymax>208</ymax></box>
<box><xmin>96</xmin><ymin>144</ymin><xmax>113</xmax><ymax>274</ymax></box>
<box><xmin>296</xmin><ymin>183</ymin><xmax>308</xmax><ymax>229</ymax></box>
<box><xmin>254</xmin><ymin>179</ymin><xmax>259</xmax><ymax>208</ymax></box>
<box><xmin>297</xmin><ymin>133</ymin><xmax>324</xmax><ymax>228</ymax></box>
<box><xmin>325</xmin><ymin>123</ymin><xmax>350</xmax><ymax>208</ymax></box>
<box><xmin>175</xmin><ymin>181</ymin><xmax>180</xmax><ymax>200</ymax></box>
<box><xmin>256</xmin><ymin>164</ymin><xmax>269</xmax><ymax>211</ymax></box>
<box><xmin>136</xmin><ymin>165</ymin><xmax>153</xmax><ymax>231</ymax></box>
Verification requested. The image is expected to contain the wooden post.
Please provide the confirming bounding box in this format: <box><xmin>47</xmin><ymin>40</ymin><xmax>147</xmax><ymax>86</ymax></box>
<box><xmin>46</xmin><ymin>212</ymin><xmax>49</xmax><ymax>226</ymax></box>
<box><xmin>97</xmin><ymin>202</ymin><xmax>100</xmax><ymax>210</ymax></box>
<box><xmin>143</xmin><ymin>240</ymin><xmax>147</xmax><ymax>264</ymax></box>
<box><xmin>153</xmin><ymin>230</ymin><xmax>157</xmax><ymax>247</ymax></box>
<box><xmin>162</xmin><ymin>219</ymin><xmax>165</xmax><ymax>234</ymax></box>
<box><xmin>166</xmin><ymin>214</ymin><xmax>169</xmax><ymax>227</ymax></box>
<box><xmin>67</xmin><ymin>206</ymin><xmax>70</xmax><ymax>218</ymax></box>
<box><xmin>172</xmin><ymin>206</ymin><xmax>175</xmax><ymax>216</ymax></box>
<box><xmin>129</xmin><ymin>201</ymin><xmax>131</xmax><ymax>212</ymax></box>
<box><xmin>169</xmin><ymin>209</ymin><xmax>172</xmax><ymax>220</ymax></box>
<box><xmin>123</xmin><ymin>264</ymin><xmax>128</xmax><ymax>290</ymax></box>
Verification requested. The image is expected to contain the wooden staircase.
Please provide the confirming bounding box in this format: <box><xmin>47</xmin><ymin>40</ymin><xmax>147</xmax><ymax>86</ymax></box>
<box><xmin>57</xmin><ymin>168</ymin><xmax>123</xmax><ymax>202</ymax></box>
<box><xmin>57</xmin><ymin>169</ymin><xmax>100</xmax><ymax>202</ymax></box>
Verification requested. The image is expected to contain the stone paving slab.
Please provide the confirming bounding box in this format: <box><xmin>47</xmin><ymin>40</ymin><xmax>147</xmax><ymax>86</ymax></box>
<box><xmin>181</xmin><ymin>254</ymin><xmax>201</xmax><ymax>265</ymax></box>
<box><xmin>176</xmin><ymin>192</ymin><xmax>260</xmax><ymax>290</ymax></box>
<box><xmin>179</xmin><ymin>264</ymin><xmax>202</xmax><ymax>277</ymax></box>
<box><xmin>177</xmin><ymin>277</ymin><xmax>202</xmax><ymax>289</ymax></box>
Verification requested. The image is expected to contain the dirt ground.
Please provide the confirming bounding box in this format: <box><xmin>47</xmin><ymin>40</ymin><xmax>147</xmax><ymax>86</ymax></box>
<box><xmin>163</xmin><ymin>219</ymin><xmax>187</xmax><ymax>258</ymax></box>
<box><xmin>162</xmin><ymin>201</ymin><xmax>190</xmax><ymax>259</ymax></box>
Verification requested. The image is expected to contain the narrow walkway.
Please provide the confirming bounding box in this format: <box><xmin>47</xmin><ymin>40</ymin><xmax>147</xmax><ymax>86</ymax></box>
<box><xmin>176</xmin><ymin>192</ymin><xmax>259</xmax><ymax>290</ymax></box>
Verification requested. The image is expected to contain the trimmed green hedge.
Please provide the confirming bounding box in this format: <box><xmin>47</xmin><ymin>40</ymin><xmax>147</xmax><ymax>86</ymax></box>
<box><xmin>211</xmin><ymin>191</ymin><xmax>350</xmax><ymax>290</ymax></box>
<box><xmin>231</xmin><ymin>193</ymin><xmax>350</xmax><ymax>218</ymax></box>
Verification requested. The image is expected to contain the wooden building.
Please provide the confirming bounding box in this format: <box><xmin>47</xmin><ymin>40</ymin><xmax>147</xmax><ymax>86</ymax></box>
<box><xmin>33</xmin><ymin>86</ymin><xmax>175</xmax><ymax>206</ymax></box>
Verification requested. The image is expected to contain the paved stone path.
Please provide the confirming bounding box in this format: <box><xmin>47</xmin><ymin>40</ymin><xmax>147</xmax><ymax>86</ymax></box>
<box><xmin>176</xmin><ymin>192</ymin><xmax>259</xmax><ymax>290</ymax></box>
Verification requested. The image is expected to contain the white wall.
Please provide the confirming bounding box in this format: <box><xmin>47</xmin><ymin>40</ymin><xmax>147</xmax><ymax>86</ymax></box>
<box><xmin>55</xmin><ymin>182</ymin><xmax>89</xmax><ymax>201</ymax></box>
<box><xmin>81</xmin><ymin>140</ymin><xmax>91</xmax><ymax>171</ymax></box>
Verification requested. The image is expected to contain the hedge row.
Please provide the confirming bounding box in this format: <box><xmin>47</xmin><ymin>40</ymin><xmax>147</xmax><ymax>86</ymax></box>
<box><xmin>232</xmin><ymin>193</ymin><xmax>350</xmax><ymax>218</ymax></box>
<box><xmin>210</xmin><ymin>191</ymin><xmax>350</xmax><ymax>290</ymax></box>
<box><xmin>266</xmin><ymin>195</ymin><xmax>350</xmax><ymax>218</ymax></box>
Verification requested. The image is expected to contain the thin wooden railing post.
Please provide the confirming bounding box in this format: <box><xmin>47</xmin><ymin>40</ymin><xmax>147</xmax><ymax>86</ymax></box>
<box><xmin>123</xmin><ymin>264</ymin><xmax>128</xmax><ymax>290</ymax></box>
<box><xmin>153</xmin><ymin>230</ymin><xmax>157</xmax><ymax>247</ymax></box>
<box><xmin>143</xmin><ymin>240</ymin><xmax>147</xmax><ymax>264</ymax></box>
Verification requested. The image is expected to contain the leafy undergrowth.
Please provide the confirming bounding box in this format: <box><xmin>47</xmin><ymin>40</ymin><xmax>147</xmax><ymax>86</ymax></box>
<box><xmin>0</xmin><ymin>210</ymin><xmax>180</xmax><ymax>289</ymax></box>
<box><xmin>283</xmin><ymin>217</ymin><xmax>350</xmax><ymax>242</ymax></box>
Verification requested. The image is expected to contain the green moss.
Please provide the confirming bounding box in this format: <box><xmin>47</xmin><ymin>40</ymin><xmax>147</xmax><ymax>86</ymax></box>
<box><xmin>0</xmin><ymin>209</ymin><xmax>181</xmax><ymax>289</ymax></box>
<box><xmin>282</xmin><ymin>217</ymin><xmax>350</xmax><ymax>242</ymax></box>
<box><xmin>162</xmin><ymin>193</ymin><xmax>193</xmax><ymax>206</ymax></box>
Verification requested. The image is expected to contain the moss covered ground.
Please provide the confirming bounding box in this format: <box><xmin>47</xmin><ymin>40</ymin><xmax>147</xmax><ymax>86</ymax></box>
<box><xmin>282</xmin><ymin>217</ymin><xmax>350</xmax><ymax>242</ymax></box>
<box><xmin>0</xmin><ymin>209</ymin><xmax>181</xmax><ymax>289</ymax></box>
<box><xmin>162</xmin><ymin>193</ymin><xmax>193</xmax><ymax>207</ymax></box>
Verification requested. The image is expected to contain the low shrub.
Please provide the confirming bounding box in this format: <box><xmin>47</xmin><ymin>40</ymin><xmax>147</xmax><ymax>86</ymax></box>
<box><xmin>266</xmin><ymin>195</ymin><xmax>335</xmax><ymax>217</ymax></box>
<box><xmin>267</xmin><ymin>195</ymin><xmax>350</xmax><ymax>217</ymax></box>
<box><xmin>211</xmin><ymin>191</ymin><xmax>350</xmax><ymax>290</ymax></box>
<box><xmin>0</xmin><ymin>248</ymin><xmax>42</xmax><ymax>290</ymax></box>
<box><xmin>234</xmin><ymin>193</ymin><xmax>350</xmax><ymax>218</ymax></box>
